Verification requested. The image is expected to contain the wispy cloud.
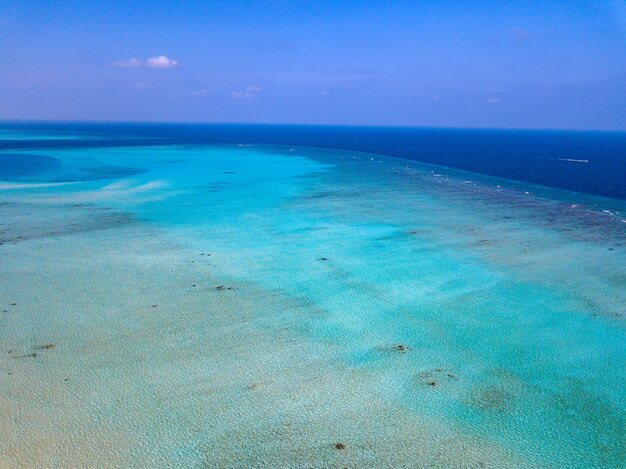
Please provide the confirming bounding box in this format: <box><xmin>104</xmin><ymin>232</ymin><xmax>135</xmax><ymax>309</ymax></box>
<box><xmin>170</xmin><ymin>88</ymin><xmax>211</xmax><ymax>99</ymax></box>
<box><xmin>231</xmin><ymin>86</ymin><xmax>261</xmax><ymax>99</ymax></box>
<box><xmin>189</xmin><ymin>88</ymin><xmax>211</xmax><ymax>97</ymax></box>
<box><xmin>111</xmin><ymin>58</ymin><xmax>144</xmax><ymax>68</ymax></box>
<box><xmin>111</xmin><ymin>55</ymin><xmax>179</xmax><ymax>69</ymax></box>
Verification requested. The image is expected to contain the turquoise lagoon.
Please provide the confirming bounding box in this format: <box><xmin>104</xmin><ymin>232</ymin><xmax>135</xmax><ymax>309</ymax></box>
<box><xmin>0</xmin><ymin>139</ymin><xmax>624</xmax><ymax>467</ymax></box>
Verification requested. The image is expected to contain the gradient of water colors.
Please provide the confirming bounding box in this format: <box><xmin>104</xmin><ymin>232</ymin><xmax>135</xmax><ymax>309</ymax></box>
<box><xmin>1</xmin><ymin>126</ymin><xmax>624</xmax><ymax>467</ymax></box>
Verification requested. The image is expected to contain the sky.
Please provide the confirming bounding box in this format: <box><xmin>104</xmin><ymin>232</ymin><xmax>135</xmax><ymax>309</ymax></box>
<box><xmin>0</xmin><ymin>0</ymin><xmax>625</xmax><ymax>129</ymax></box>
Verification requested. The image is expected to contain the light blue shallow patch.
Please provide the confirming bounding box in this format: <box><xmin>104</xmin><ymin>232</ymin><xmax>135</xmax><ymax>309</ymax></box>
<box><xmin>0</xmin><ymin>143</ymin><xmax>624</xmax><ymax>467</ymax></box>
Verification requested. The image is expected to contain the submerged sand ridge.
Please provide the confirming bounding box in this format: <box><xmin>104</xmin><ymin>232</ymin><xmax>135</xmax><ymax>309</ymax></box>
<box><xmin>0</xmin><ymin>144</ymin><xmax>624</xmax><ymax>467</ymax></box>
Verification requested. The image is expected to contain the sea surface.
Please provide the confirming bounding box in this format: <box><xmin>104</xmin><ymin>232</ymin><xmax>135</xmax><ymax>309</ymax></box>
<box><xmin>0</xmin><ymin>123</ymin><xmax>624</xmax><ymax>468</ymax></box>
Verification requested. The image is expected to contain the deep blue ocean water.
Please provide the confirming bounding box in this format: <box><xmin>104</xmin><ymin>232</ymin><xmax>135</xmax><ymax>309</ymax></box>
<box><xmin>2</xmin><ymin>122</ymin><xmax>625</xmax><ymax>199</ymax></box>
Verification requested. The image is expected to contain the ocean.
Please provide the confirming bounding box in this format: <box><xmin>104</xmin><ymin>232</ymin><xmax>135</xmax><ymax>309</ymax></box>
<box><xmin>2</xmin><ymin>122</ymin><xmax>626</xmax><ymax>200</ymax></box>
<box><xmin>0</xmin><ymin>123</ymin><xmax>624</xmax><ymax>468</ymax></box>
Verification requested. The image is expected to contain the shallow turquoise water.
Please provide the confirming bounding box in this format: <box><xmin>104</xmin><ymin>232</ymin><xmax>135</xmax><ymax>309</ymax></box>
<box><xmin>0</xmin><ymin>142</ymin><xmax>624</xmax><ymax>468</ymax></box>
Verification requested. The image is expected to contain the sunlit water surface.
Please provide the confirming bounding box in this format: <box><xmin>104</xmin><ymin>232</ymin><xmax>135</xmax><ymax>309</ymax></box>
<box><xmin>0</xmin><ymin>137</ymin><xmax>624</xmax><ymax>468</ymax></box>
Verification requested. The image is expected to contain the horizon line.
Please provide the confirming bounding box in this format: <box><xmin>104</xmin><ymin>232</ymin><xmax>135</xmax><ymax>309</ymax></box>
<box><xmin>1</xmin><ymin>119</ymin><xmax>625</xmax><ymax>134</ymax></box>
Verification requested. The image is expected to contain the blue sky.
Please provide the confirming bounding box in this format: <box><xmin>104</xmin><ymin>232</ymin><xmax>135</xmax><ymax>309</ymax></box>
<box><xmin>1</xmin><ymin>0</ymin><xmax>625</xmax><ymax>129</ymax></box>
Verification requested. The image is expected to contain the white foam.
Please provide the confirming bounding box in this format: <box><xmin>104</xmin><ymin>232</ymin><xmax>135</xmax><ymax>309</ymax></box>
<box><xmin>0</xmin><ymin>181</ymin><xmax>80</xmax><ymax>190</ymax></box>
<box><xmin>544</xmin><ymin>157</ymin><xmax>589</xmax><ymax>163</ymax></box>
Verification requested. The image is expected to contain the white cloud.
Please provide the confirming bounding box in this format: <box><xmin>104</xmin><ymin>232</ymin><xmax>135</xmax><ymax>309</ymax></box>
<box><xmin>487</xmin><ymin>98</ymin><xmax>501</xmax><ymax>104</ymax></box>
<box><xmin>112</xmin><ymin>58</ymin><xmax>143</xmax><ymax>68</ymax></box>
<box><xmin>146</xmin><ymin>55</ymin><xmax>179</xmax><ymax>68</ymax></box>
<box><xmin>231</xmin><ymin>86</ymin><xmax>261</xmax><ymax>99</ymax></box>
<box><xmin>111</xmin><ymin>55</ymin><xmax>179</xmax><ymax>69</ymax></box>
